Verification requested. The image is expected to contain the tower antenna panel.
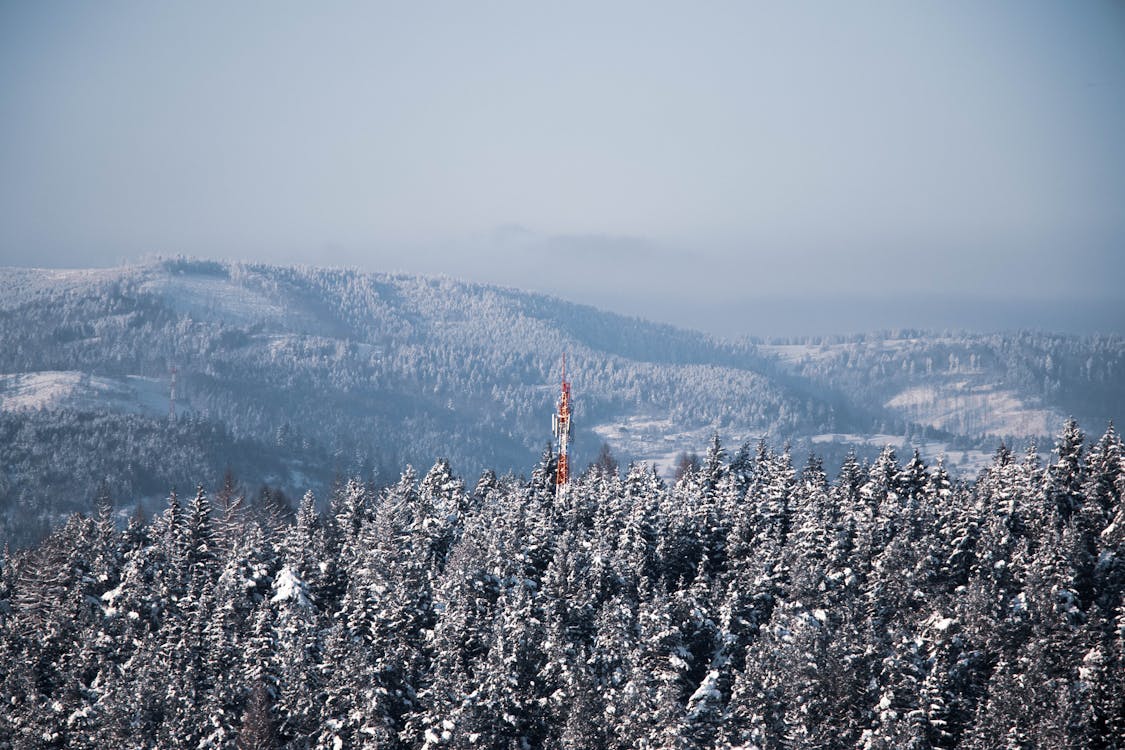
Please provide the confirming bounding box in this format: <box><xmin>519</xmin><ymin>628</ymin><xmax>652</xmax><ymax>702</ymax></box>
<box><xmin>553</xmin><ymin>353</ymin><xmax>572</xmax><ymax>490</ymax></box>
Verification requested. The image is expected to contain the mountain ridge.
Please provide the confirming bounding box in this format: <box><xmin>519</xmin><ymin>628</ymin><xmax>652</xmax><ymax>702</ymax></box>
<box><xmin>0</xmin><ymin>257</ymin><xmax>1121</xmax><ymax>544</ymax></box>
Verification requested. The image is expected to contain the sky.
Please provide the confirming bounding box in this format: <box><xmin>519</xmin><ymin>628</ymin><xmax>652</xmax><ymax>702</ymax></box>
<box><xmin>1</xmin><ymin>1</ymin><xmax>1123</xmax><ymax>337</ymax></box>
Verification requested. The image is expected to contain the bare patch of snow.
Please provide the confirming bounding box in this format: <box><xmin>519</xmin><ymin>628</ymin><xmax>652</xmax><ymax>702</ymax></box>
<box><xmin>0</xmin><ymin>371</ymin><xmax>190</xmax><ymax>418</ymax></box>
<box><xmin>885</xmin><ymin>382</ymin><xmax>1061</xmax><ymax>437</ymax></box>
<box><xmin>140</xmin><ymin>273</ymin><xmax>294</xmax><ymax>326</ymax></box>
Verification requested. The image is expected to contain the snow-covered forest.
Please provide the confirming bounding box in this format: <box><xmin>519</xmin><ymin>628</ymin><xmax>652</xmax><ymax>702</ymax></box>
<box><xmin>1</xmin><ymin>419</ymin><xmax>1122</xmax><ymax>748</ymax></box>
<box><xmin>2</xmin><ymin>259</ymin><xmax>1123</xmax><ymax>547</ymax></box>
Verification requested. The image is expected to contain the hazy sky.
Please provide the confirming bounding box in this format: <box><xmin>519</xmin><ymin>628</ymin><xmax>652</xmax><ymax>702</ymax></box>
<box><xmin>1</xmin><ymin>1</ymin><xmax>1123</xmax><ymax>336</ymax></box>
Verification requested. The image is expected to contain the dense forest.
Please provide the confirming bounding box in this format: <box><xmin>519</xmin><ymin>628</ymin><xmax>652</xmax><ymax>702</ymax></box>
<box><xmin>1</xmin><ymin>419</ymin><xmax>1122</xmax><ymax>748</ymax></box>
<box><xmin>0</xmin><ymin>409</ymin><xmax>336</xmax><ymax>547</ymax></box>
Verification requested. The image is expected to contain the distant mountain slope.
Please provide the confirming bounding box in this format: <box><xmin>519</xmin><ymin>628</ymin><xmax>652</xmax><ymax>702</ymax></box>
<box><xmin>756</xmin><ymin>332</ymin><xmax>1124</xmax><ymax>440</ymax></box>
<box><xmin>0</xmin><ymin>258</ymin><xmax>1121</xmax><ymax>544</ymax></box>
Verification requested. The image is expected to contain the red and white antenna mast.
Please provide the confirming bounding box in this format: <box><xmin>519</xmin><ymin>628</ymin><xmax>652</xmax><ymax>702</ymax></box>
<box><xmin>552</xmin><ymin>353</ymin><xmax>572</xmax><ymax>490</ymax></box>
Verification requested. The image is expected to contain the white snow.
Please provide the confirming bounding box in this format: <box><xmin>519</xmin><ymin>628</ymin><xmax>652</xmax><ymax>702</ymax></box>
<box><xmin>885</xmin><ymin>382</ymin><xmax>1060</xmax><ymax>437</ymax></box>
<box><xmin>810</xmin><ymin>433</ymin><xmax>997</xmax><ymax>476</ymax></box>
<box><xmin>101</xmin><ymin>583</ymin><xmax>125</xmax><ymax>616</ymax></box>
<box><xmin>930</xmin><ymin>616</ymin><xmax>956</xmax><ymax>632</ymax></box>
<box><xmin>0</xmin><ymin>371</ymin><xmax>188</xmax><ymax>418</ymax></box>
<box><xmin>0</xmin><ymin>371</ymin><xmax>85</xmax><ymax>410</ymax></box>
<box><xmin>811</xmin><ymin>433</ymin><xmax>903</xmax><ymax>447</ymax></box>
<box><xmin>0</xmin><ymin>267</ymin><xmax>125</xmax><ymax>311</ymax></box>
<box><xmin>66</xmin><ymin>706</ymin><xmax>90</xmax><ymax>726</ymax></box>
<box><xmin>687</xmin><ymin>670</ymin><xmax>721</xmax><ymax>716</ymax></box>
<box><xmin>139</xmin><ymin>272</ymin><xmax>289</xmax><ymax>326</ymax></box>
<box><xmin>270</xmin><ymin>565</ymin><xmax>312</xmax><ymax>608</ymax></box>
<box><xmin>593</xmin><ymin>413</ymin><xmax>765</xmax><ymax>479</ymax></box>
<box><xmin>757</xmin><ymin>344</ymin><xmax>835</xmax><ymax>364</ymax></box>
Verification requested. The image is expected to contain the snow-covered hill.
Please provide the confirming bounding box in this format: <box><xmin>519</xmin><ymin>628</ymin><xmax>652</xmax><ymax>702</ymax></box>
<box><xmin>757</xmin><ymin>334</ymin><xmax>1122</xmax><ymax>443</ymax></box>
<box><xmin>0</xmin><ymin>258</ymin><xmax>1121</xmax><ymax>544</ymax></box>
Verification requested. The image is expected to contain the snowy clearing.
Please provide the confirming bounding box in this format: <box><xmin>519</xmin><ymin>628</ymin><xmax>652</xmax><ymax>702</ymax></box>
<box><xmin>0</xmin><ymin>371</ymin><xmax>185</xmax><ymax>418</ymax></box>
<box><xmin>885</xmin><ymin>382</ymin><xmax>1061</xmax><ymax>437</ymax></box>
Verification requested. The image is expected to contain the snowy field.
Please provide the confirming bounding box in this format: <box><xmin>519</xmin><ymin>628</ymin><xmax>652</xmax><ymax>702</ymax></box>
<box><xmin>0</xmin><ymin>371</ymin><xmax>186</xmax><ymax>418</ymax></box>
<box><xmin>885</xmin><ymin>382</ymin><xmax>1061</xmax><ymax>437</ymax></box>
<box><xmin>139</xmin><ymin>270</ymin><xmax>325</xmax><ymax>330</ymax></box>
<box><xmin>592</xmin><ymin>413</ymin><xmax>766</xmax><ymax>478</ymax></box>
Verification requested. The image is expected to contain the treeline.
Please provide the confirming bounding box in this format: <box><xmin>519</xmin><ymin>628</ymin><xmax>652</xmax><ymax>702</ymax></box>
<box><xmin>0</xmin><ymin>409</ymin><xmax>336</xmax><ymax>548</ymax></box>
<box><xmin>0</xmin><ymin>420</ymin><xmax>1122</xmax><ymax>748</ymax></box>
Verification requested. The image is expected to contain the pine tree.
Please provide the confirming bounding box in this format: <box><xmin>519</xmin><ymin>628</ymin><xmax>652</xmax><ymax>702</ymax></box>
<box><xmin>1047</xmin><ymin>418</ymin><xmax>1087</xmax><ymax>526</ymax></box>
<box><xmin>237</xmin><ymin>681</ymin><xmax>278</xmax><ymax>750</ymax></box>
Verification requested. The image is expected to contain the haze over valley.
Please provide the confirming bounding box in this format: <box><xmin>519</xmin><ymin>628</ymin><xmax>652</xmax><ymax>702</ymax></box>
<box><xmin>2</xmin><ymin>2</ymin><xmax>1125</xmax><ymax>746</ymax></box>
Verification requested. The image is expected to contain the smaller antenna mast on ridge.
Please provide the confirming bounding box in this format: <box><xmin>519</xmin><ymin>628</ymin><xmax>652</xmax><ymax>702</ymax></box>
<box><xmin>552</xmin><ymin>353</ymin><xmax>572</xmax><ymax>491</ymax></box>
<box><xmin>169</xmin><ymin>366</ymin><xmax>178</xmax><ymax>421</ymax></box>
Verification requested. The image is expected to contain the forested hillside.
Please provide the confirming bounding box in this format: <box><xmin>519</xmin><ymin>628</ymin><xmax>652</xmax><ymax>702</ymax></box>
<box><xmin>1</xmin><ymin>420</ymin><xmax>1122</xmax><ymax>748</ymax></box>
<box><xmin>757</xmin><ymin>332</ymin><xmax>1125</xmax><ymax>440</ymax></box>
<box><xmin>1</xmin><ymin>259</ymin><xmax>1121</xmax><ymax>546</ymax></box>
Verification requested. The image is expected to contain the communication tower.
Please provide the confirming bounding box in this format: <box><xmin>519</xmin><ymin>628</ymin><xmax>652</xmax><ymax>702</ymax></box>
<box><xmin>552</xmin><ymin>354</ymin><xmax>572</xmax><ymax>490</ymax></box>
<box><xmin>169</xmin><ymin>366</ymin><xmax>178</xmax><ymax>421</ymax></box>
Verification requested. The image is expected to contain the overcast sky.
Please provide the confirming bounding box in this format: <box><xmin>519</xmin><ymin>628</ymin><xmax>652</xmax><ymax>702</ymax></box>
<box><xmin>1</xmin><ymin>1</ymin><xmax>1123</xmax><ymax>337</ymax></box>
